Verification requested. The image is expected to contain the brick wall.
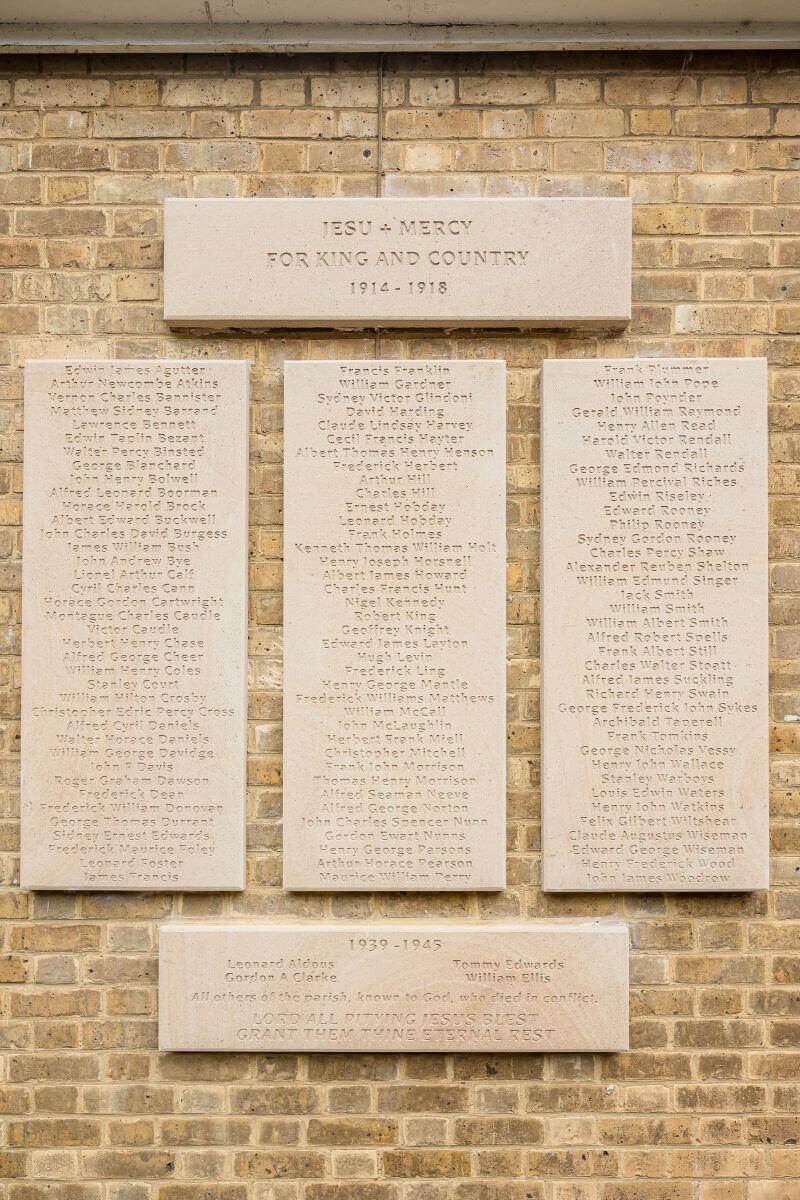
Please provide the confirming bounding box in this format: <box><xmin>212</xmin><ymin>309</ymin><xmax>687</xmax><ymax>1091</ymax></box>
<box><xmin>0</xmin><ymin>48</ymin><xmax>799</xmax><ymax>1200</ymax></box>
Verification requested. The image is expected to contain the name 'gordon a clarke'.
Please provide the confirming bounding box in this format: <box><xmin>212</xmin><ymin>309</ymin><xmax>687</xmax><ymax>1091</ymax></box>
<box><xmin>224</xmin><ymin>957</ymin><xmax>338</xmax><ymax>984</ymax></box>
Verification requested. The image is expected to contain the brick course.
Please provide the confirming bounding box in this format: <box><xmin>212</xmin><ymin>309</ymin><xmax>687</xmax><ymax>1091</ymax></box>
<box><xmin>0</xmin><ymin>46</ymin><xmax>798</xmax><ymax>1198</ymax></box>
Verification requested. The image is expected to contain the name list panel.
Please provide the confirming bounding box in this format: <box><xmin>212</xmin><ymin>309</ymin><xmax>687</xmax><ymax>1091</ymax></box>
<box><xmin>542</xmin><ymin>358</ymin><xmax>768</xmax><ymax>892</ymax></box>
<box><xmin>22</xmin><ymin>360</ymin><xmax>248</xmax><ymax>891</ymax></box>
<box><xmin>164</xmin><ymin>197</ymin><xmax>631</xmax><ymax>328</ymax></box>
<box><xmin>283</xmin><ymin>360</ymin><xmax>506</xmax><ymax>891</ymax></box>
<box><xmin>159</xmin><ymin>922</ymin><xmax>629</xmax><ymax>1052</ymax></box>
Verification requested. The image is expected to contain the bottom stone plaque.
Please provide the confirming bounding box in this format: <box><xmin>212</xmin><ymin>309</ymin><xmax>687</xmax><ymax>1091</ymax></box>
<box><xmin>159</xmin><ymin>922</ymin><xmax>629</xmax><ymax>1052</ymax></box>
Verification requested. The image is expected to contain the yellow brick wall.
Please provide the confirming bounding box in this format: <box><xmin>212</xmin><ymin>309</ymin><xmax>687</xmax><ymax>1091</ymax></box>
<box><xmin>0</xmin><ymin>48</ymin><xmax>798</xmax><ymax>1200</ymax></box>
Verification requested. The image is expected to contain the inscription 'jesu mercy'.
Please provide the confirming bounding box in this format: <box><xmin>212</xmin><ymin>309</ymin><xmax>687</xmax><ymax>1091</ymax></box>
<box><xmin>542</xmin><ymin>358</ymin><xmax>768</xmax><ymax>893</ymax></box>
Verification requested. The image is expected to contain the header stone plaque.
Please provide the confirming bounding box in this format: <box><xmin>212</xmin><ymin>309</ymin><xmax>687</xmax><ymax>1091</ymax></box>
<box><xmin>159</xmin><ymin>921</ymin><xmax>630</xmax><ymax>1052</ymax></box>
<box><xmin>22</xmin><ymin>360</ymin><xmax>249</xmax><ymax>891</ymax></box>
<box><xmin>164</xmin><ymin>197</ymin><xmax>631</xmax><ymax>329</ymax></box>
<box><xmin>542</xmin><ymin>358</ymin><xmax>768</xmax><ymax>892</ymax></box>
<box><xmin>283</xmin><ymin>360</ymin><xmax>506</xmax><ymax>891</ymax></box>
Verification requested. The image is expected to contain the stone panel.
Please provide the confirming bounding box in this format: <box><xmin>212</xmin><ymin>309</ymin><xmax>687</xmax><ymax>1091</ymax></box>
<box><xmin>282</xmin><ymin>360</ymin><xmax>506</xmax><ymax>891</ymax></box>
<box><xmin>163</xmin><ymin>197</ymin><xmax>631</xmax><ymax>328</ymax></box>
<box><xmin>541</xmin><ymin>358</ymin><xmax>768</xmax><ymax>892</ymax></box>
<box><xmin>159</xmin><ymin>921</ymin><xmax>630</xmax><ymax>1052</ymax></box>
<box><xmin>21</xmin><ymin>360</ymin><xmax>249</xmax><ymax>890</ymax></box>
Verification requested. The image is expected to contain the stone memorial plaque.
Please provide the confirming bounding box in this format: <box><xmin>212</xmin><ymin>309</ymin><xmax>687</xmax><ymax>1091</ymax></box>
<box><xmin>21</xmin><ymin>360</ymin><xmax>249</xmax><ymax>891</ymax></box>
<box><xmin>164</xmin><ymin>197</ymin><xmax>631</xmax><ymax>328</ymax></box>
<box><xmin>542</xmin><ymin>358</ymin><xmax>768</xmax><ymax>892</ymax></box>
<box><xmin>159</xmin><ymin>921</ymin><xmax>629</xmax><ymax>1052</ymax></box>
<box><xmin>283</xmin><ymin>360</ymin><xmax>506</xmax><ymax>891</ymax></box>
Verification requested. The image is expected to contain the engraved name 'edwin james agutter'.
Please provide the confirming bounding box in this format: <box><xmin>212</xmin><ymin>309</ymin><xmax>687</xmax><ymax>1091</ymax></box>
<box><xmin>21</xmin><ymin>360</ymin><xmax>249</xmax><ymax>891</ymax></box>
<box><xmin>282</xmin><ymin>360</ymin><xmax>506</xmax><ymax>892</ymax></box>
<box><xmin>159</xmin><ymin>922</ymin><xmax>630</xmax><ymax>1053</ymax></box>
<box><xmin>163</xmin><ymin>197</ymin><xmax>631</xmax><ymax>329</ymax></box>
<box><xmin>542</xmin><ymin>358</ymin><xmax>768</xmax><ymax>893</ymax></box>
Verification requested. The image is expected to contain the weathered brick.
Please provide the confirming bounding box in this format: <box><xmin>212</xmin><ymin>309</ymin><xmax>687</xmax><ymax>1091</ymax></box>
<box><xmin>161</xmin><ymin>80</ymin><xmax>255</xmax><ymax>107</ymax></box>
<box><xmin>94</xmin><ymin>111</ymin><xmax>188</xmax><ymax>138</ymax></box>
<box><xmin>10</xmin><ymin>1187</ymin><xmax>100</xmax><ymax>1200</ymax></box>
<box><xmin>11</xmin><ymin>924</ymin><xmax>101</xmax><ymax>952</ymax></box>
<box><xmin>454</xmin><ymin>1117</ymin><xmax>544</xmax><ymax>1144</ymax></box>
<box><xmin>602</xmin><ymin>1188</ymin><xmax>693</xmax><ymax>1200</ymax></box>
<box><xmin>459</xmin><ymin>76</ymin><xmax>550</xmax><ymax>104</ymax></box>
<box><xmin>20</xmin><ymin>142</ymin><xmax>110</xmax><ymax>171</ymax></box>
<box><xmin>83</xmin><ymin>1150</ymin><xmax>176</xmax><ymax>1178</ymax></box>
<box><xmin>241</xmin><ymin>110</ymin><xmax>336</xmax><ymax>138</ymax></box>
<box><xmin>231</xmin><ymin>1086</ymin><xmax>317</xmax><ymax>1114</ymax></box>
<box><xmin>305</xmin><ymin>1187</ymin><xmax>397</xmax><ymax>1200</ymax></box>
<box><xmin>158</xmin><ymin>1118</ymin><xmax>250</xmax><ymax>1146</ymax></box>
<box><xmin>307</xmin><ymin>1118</ymin><xmax>398</xmax><ymax>1145</ymax></box>
<box><xmin>675</xmin><ymin>107</ymin><xmax>771</xmax><ymax>136</ymax></box>
<box><xmin>7</xmin><ymin>1119</ymin><xmax>101</xmax><ymax>1147</ymax></box>
<box><xmin>16</xmin><ymin>209</ymin><xmax>107</xmax><ymax>236</ymax></box>
<box><xmin>605</xmin><ymin>75</ymin><xmax>697</xmax><ymax>104</ymax></box>
<box><xmin>456</xmin><ymin>1188</ymin><xmax>545</xmax><ymax>1200</ymax></box>
<box><xmin>15</xmin><ymin>79</ymin><xmax>111</xmax><ymax>107</ymax></box>
<box><xmin>234</xmin><ymin>1150</ymin><xmax>326</xmax><ymax>1178</ymax></box>
<box><xmin>605</xmin><ymin>140</ymin><xmax>697</xmax><ymax>171</ymax></box>
<box><xmin>164</xmin><ymin>141</ymin><xmax>259</xmax><ymax>171</ymax></box>
<box><xmin>158</xmin><ymin>1190</ymin><xmax>247</xmax><ymax>1200</ymax></box>
<box><xmin>534</xmin><ymin>109</ymin><xmax>625</xmax><ymax>137</ymax></box>
<box><xmin>382</xmin><ymin>1150</ymin><xmax>471</xmax><ymax>1177</ymax></box>
<box><xmin>378</xmin><ymin>1086</ymin><xmax>469</xmax><ymax>1112</ymax></box>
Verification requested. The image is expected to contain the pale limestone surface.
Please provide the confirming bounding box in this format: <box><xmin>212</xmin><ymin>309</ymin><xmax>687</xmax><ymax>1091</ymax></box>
<box><xmin>163</xmin><ymin>197</ymin><xmax>631</xmax><ymax>328</ymax></box>
<box><xmin>282</xmin><ymin>360</ymin><xmax>506</xmax><ymax>891</ymax></box>
<box><xmin>541</xmin><ymin>358</ymin><xmax>769</xmax><ymax>892</ymax></box>
<box><xmin>159</xmin><ymin>921</ymin><xmax>630</xmax><ymax>1052</ymax></box>
<box><xmin>21</xmin><ymin>360</ymin><xmax>249</xmax><ymax>891</ymax></box>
